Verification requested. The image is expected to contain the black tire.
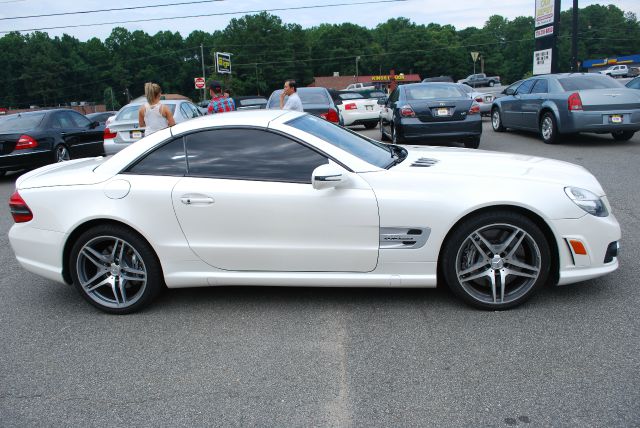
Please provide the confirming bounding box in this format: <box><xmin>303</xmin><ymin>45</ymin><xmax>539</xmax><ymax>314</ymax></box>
<box><xmin>380</xmin><ymin>119</ymin><xmax>389</xmax><ymax>141</ymax></box>
<box><xmin>440</xmin><ymin>210</ymin><xmax>550</xmax><ymax>310</ymax></box>
<box><xmin>391</xmin><ymin>123</ymin><xmax>404</xmax><ymax>144</ymax></box>
<box><xmin>54</xmin><ymin>144</ymin><xmax>70</xmax><ymax>162</ymax></box>
<box><xmin>612</xmin><ymin>130</ymin><xmax>635</xmax><ymax>141</ymax></box>
<box><xmin>69</xmin><ymin>224</ymin><xmax>164</xmax><ymax>314</ymax></box>
<box><xmin>491</xmin><ymin>107</ymin><xmax>505</xmax><ymax>132</ymax></box>
<box><xmin>463</xmin><ymin>136</ymin><xmax>480</xmax><ymax>149</ymax></box>
<box><xmin>364</xmin><ymin>122</ymin><xmax>377</xmax><ymax>129</ymax></box>
<box><xmin>540</xmin><ymin>111</ymin><xmax>560</xmax><ymax>144</ymax></box>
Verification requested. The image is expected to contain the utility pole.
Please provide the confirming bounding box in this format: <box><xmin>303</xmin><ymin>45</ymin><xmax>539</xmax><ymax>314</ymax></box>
<box><xmin>571</xmin><ymin>0</ymin><xmax>579</xmax><ymax>72</ymax></box>
<box><xmin>200</xmin><ymin>44</ymin><xmax>206</xmax><ymax>101</ymax></box>
<box><xmin>255</xmin><ymin>63</ymin><xmax>260</xmax><ymax>95</ymax></box>
<box><xmin>355</xmin><ymin>56</ymin><xmax>360</xmax><ymax>80</ymax></box>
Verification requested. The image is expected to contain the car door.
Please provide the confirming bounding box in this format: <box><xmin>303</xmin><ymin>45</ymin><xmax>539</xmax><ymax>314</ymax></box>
<box><xmin>68</xmin><ymin>110</ymin><xmax>104</xmax><ymax>156</ymax></box>
<box><xmin>171</xmin><ymin>127</ymin><xmax>379</xmax><ymax>272</ymax></box>
<box><xmin>501</xmin><ymin>79</ymin><xmax>535</xmax><ymax>129</ymax></box>
<box><xmin>381</xmin><ymin>89</ymin><xmax>399</xmax><ymax>136</ymax></box>
<box><xmin>519</xmin><ymin>79</ymin><xmax>548</xmax><ymax>130</ymax></box>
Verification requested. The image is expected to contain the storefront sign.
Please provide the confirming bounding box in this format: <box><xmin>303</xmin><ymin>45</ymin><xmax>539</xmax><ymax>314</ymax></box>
<box><xmin>535</xmin><ymin>0</ymin><xmax>555</xmax><ymax>28</ymax></box>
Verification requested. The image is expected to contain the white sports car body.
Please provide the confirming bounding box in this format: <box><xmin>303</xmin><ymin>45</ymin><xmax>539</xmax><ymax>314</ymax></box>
<box><xmin>8</xmin><ymin>110</ymin><xmax>620</xmax><ymax>313</ymax></box>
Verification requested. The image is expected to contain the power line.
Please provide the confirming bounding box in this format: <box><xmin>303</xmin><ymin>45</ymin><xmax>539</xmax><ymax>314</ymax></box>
<box><xmin>0</xmin><ymin>0</ymin><xmax>224</xmax><ymax>21</ymax></box>
<box><xmin>0</xmin><ymin>0</ymin><xmax>408</xmax><ymax>34</ymax></box>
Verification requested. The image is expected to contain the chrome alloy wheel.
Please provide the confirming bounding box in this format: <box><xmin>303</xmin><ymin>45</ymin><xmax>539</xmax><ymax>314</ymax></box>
<box><xmin>76</xmin><ymin>235</ymin><xmax>148</xmax><ymax>309</ymax></box>
<box><xmin>491</xmin><ymin>109</ymin><xmax>501</xmax><ymax>129</ymax></box>
<box><xmin>455</xmin><ymin>223</ymin><xmax>542</xmax><ymax>305</ymax></box>
<box><xmin>541</xmin><ymin>116</ymin><xmax>554</xmax><ymax>141</ymax></box>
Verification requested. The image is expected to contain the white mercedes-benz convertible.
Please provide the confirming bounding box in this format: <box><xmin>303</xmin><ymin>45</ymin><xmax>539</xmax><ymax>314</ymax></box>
<box><xmin>8</xmin><ymin>110</ymin><xmax>621</xmax><ymax>313</ymax></box>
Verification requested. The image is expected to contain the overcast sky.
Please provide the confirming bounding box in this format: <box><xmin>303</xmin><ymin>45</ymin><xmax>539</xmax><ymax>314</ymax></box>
<box><xmin>0</xmin><ymin>0</ymin><xmax>638</xmax><ymax>41</ymax></box>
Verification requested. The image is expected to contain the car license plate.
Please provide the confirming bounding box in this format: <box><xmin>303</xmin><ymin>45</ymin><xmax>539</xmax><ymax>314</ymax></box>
<box><xmin>366</xmin><ymin>105</ymin><xmax>373</xmax><ymax>111</ymax></box>
<box><xmin>436</xmin><ymin>108</ymin><xmax>449</xmax><ymax>117</ymax></box>
<box><xmin>130</xmin><ymin>130</ymin><xmax>143</xmax><ymax>139</ymax></box>
<box><xmin>610</xmin><ymin>114</ymin><xmax>623</xmax><ymax>124</ymax></box>
<box><xmin>485</xmin><ymin>95</ymin><xmax>493</xmax><ymax>102</ymax></box>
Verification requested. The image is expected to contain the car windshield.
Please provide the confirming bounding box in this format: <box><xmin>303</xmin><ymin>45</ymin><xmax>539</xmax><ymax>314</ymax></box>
<box><xmin>286</xmin><ymin>114</ymin><xmax>393</xmax><ymax>168</ymax></box>
<box><xmin>116</xmin><ymin>104</ymin><xmax>176</xmax><ymax>121</ymax></box>
<box><xmin>0</xmin><ymin>113</ymin><xmax>45</xmax><ymax>132</ymax></box>
<box><xmin>558</xmin><ymin>76</ymin><xmax>623</xmax><ymax>91</ymax></box>
<box><xmin>405</xmin><ymin>85</ymin><xmax>465</xmax><ymax>100</ymax></box>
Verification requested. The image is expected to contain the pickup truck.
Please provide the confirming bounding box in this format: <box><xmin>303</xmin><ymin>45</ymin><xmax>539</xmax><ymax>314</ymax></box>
<box><xmin>344</xmin><ymin>82</ymin><xmax>375</xmax><ymax>91</ymax></box>
<box><xmin>599</xmin><ymin>65</ymin><xmax>630</xmax><ymax>78</ymax></box>
<box><xmin>457</xmin><ymin>73</ymin><xmax>501</xmax><ymax>88</ymax></box>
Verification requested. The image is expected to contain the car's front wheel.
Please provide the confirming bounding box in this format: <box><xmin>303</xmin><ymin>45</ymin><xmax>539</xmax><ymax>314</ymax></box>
<box><xmin>69</xmin><ymin>224</ymin><xmax>164</xmax><ymax>314</ymax></box>
<box><xmin>380</xmin><ymin>119</ymin><xmax>389</xmax><ymax>141</ymax></box>
<box><xmin>489</xmin><ymin>80</ymin><xmax>495</xmax><ymax>87</ymax></box>
<box><xmin>612</xmin><ymin>130</ymin><xmax>635</xmax><ymax>141</ymax></box>
<box><xmin>441</xmin><ymin>210</ymin><xmax>550</xmax><ymax>310</ymax></box>
<box><xmin>491</xmin><ymin>107</ymin><xmax>505</xmax><ymax>132</ymax></box>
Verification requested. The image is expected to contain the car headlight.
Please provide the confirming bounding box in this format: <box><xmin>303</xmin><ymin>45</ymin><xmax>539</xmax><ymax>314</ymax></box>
<box><xmin>564</xmin><ymin>187</ymin><xmax>608</xmax><ymax>217</ymax></box>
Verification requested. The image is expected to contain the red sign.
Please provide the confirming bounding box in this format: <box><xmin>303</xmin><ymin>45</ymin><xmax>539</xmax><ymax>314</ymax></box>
<box><xmin>535</xmin><ymin>25</ymin><xmax>554</xmax><ymax>38</ymax></box>
<box><xmin>194</xmin><ymin>77</ymin><xmax>205</xmax><ymax>89</ymax></box>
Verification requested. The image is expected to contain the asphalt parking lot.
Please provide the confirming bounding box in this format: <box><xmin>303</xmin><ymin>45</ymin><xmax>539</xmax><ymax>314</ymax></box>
<box><xmin>1</xmin><ymin>119</ymin><xmax>638</xmax><ymax>427</ymax></box>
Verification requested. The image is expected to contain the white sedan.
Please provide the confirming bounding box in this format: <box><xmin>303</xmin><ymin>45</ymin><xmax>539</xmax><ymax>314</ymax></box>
<box><xmin>8</xmin><ymin>110</ymin><xmax>621</xmax><ymax>313</ymax></box>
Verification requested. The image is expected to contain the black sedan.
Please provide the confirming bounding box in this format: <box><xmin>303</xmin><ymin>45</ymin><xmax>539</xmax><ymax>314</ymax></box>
<box><xmin>379</xmin><ymin>83</ymin><xmax>482</xmax><ymax>148</ymax></box>
<box><xmin>0</xmin><ymin>109</ymin><xmax>104</xmax><ymax>175</ymax></box>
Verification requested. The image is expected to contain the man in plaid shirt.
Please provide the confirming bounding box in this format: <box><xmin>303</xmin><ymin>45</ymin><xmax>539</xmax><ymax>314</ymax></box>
<box><xmin>207</xmin><ymin>81</ymin><xmax>235</xmax><ymax>114</ymax></box>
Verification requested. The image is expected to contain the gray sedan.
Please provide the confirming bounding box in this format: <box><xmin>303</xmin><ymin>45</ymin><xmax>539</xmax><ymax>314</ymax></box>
<box><xmin>491</xmin><ymin>73</ymin><xmax>640</xmax><ymax>144</ymax></box>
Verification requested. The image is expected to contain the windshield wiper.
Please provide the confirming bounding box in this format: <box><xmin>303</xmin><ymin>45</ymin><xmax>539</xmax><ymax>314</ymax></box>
<box><xmin>385</xmin><ymin>144</ymin><xmax>407</xmax><ymax>169</ymax></box>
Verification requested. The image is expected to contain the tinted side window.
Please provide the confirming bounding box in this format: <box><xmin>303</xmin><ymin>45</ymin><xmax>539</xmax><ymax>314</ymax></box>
<box><xmin>530</xmin><ymin>79</ymin><xmax>549</xmax><ymax>94</ymax></box>
<box><xmin>627</xmin><ymin>78</ymin><xmax>640</xmax><ymax>90</ymax></box>
<box><xmin>69</xmin><ymin>111</ymin><xmax>92</xmax><ymax>127</ymax></box>
<box><xmin>126</xmin><ymin>138</ymin><xmax>187</xmax><ymax>176</ymax></box>
<box><xmin>516</xmin><ymin>79</ymin><xmax>535</xmax><ymax>95</ymax></box>
<box><xmin>185</xmin><ymin>128</ymin><xmax>328</xmax><ymax>183</ymax></box>
<box><xmin>180</xmin><ymin>103</ymin><xmax>190</xmax><ymax>119</ymax></box>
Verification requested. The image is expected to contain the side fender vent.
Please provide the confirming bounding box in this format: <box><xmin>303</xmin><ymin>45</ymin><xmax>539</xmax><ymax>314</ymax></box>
<box><xmin>380</xmin><ymin>227</ymin><xmax>431</xmax><ymax>249</ymax></box>
<box><xmin>411</xmin><ymin>158</ymin><xmax>439</xmax><ymax>167</ymax></box>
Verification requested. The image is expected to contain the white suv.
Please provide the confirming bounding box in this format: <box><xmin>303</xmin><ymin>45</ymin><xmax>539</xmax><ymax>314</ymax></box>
<box><xmin>599</xmin><ymin>65</ymin><xmax>629</xmax><ymax>78</ymax></box>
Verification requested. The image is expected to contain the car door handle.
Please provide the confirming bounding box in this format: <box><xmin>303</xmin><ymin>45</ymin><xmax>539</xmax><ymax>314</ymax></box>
<box><xmin>180</xmin><ymin>195</ymin><xmax>214</xmax><ymax>205</ymax></box>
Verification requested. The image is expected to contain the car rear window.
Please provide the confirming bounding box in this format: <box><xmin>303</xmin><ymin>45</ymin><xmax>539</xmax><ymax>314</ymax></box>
<box><xmin>558</xmin><ymin>76</ymin><xmax>622</xmax><ymax>91</ymax></box>
<box><xmin>339</xmin><ymin>93</ymin><xmax>364</xmax><ymax>100</ymax></box>
<box><xmin>116</xmin><ymin>104</ymin><xmax>176</xmax><ymax>121</ymax></box>
<box><xmin>268</xmin><ymin>90</ymin><xmax>330</xmax><ymax>108</ymax></box>
<box><xmin>239</xmin><ymin>98</ymin><xmax>267</xmax><ymax>106</ymax></box>
<box><xmin>0</xmin><ymin>113</ymin><xmax>45</xmax><ymax>132</ymax></box>
<box><xmin>365</xmin><ymin>91</ymin><xmax>386</xmax><ymax>98</ymax></box>
<box><xmin>405</xmin><ymin>85</ymin><xmax>465</xmax><ymax>100</ymax></box>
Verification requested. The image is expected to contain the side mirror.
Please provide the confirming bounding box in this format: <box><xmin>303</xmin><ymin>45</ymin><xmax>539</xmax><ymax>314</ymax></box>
<box><xmin>312</xmin><ymin>163</ymin><xmax>347</xmax><ymax>190</ymax></box>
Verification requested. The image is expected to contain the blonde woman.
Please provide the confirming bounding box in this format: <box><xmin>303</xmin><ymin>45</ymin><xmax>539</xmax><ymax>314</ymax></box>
<box><xmin>138</xmin><ymin>82</ymin><xmax>176</xmax><ymax>135</ymax></box>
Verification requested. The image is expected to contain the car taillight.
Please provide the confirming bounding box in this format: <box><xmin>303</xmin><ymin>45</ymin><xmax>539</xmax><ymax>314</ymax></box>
<box><xmin>104</xmin><ymin>127</ymin><xmax>117</xmax><ymax>139</ymax></box>
<box><xmin>15</xmin><ymin>135</ymin><xmax>38</xmax><ymax>150</ymax></box>
<box><xmin>320</xmin><ymin>108</ymin><xmax>339</xmax><ymax>123</ymax></box>
<box><xmin>344</xmin><ymin>103</ymin><xmax>357</xmax><ymax>110</ymax></box>
<box><xmin>568</xmin><ymin>92</ymin><xmax>583</xmax><ymax>111</ymax></box>
<box><xmin>468</xmin><ymin>103</ymin><xmax>481</xmax><ymax>115</ymax></box>
<box><xmin>399</xmin><ymin>105</ymin><xmax>416</xmax><ymax>117</ymax></box>
<box><xmin>9</xmin><ymin>190</ymin><xmax>33</xmax><ymax>223</ymax></box>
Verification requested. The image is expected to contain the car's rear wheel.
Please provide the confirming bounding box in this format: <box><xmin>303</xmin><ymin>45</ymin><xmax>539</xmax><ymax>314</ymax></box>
<box><xmin>463</xmin><ymin>136</ymin><xmax>480</xmax><ymax>149</ymax></box>
<box><xmin>380</xmin><ymin>119</ymin><xmax>389</xmax><ymax>141</ymax></box>
<box><xmin>540</xmin><ymin>112</ymin><xmax>560</xmax><ymax>144</ymax></box>
<box><xmin>491</xmin><ymin>107</ymin><xmax>505</xmax><ymax>132</ymax></box>
<box><xmin>612</xmin><ymin>130</ymin><xmax>635</xmax><ymax>141</ymax></box>
<box><xmin>69</xmin><ymin>224</ymin><xmax>163</xmax><ymax>314</ymax></box>
<box><xmin>364</xmin><ymin>122</ymin><xmax>377</xmax><ymax>129</ymax></box>
<box><xmin>55</xmin><ymin>144</ymin><xmax>70</xmax><ymax>162</ymax></box>
<box><xmin>441</xmin><ymin>210</ymin><xmax>550</xmax><ymax>310</ymax></box>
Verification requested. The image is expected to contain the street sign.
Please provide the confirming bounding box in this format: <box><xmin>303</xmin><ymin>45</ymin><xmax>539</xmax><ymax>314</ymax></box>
<box><xmin>216</xmin><ymin>52</ymin><xmax>231</xmax><ymax>74</ymax></box>
<box><xmin>471</xmin><ymin>51</ymin><xmax>480</xmax><ymax>62</ymax></box>
<box><xmin>194</xmin><ymin>77</ymin><xmax>205</xmax><ymax>89</ymax></box>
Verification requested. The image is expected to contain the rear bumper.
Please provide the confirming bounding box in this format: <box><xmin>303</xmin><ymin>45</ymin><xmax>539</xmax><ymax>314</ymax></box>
<box><xmin>0</xmin><ymin>150</ymin><xmax>51</xmax><ymax>172</ymax></box>
<box><xmin>342</xmin><ymin>110</ymin><xmax>380</xmax><ymax>126</ymax></box>
<box><xmin>399</xmin><ymin>115</ymin><xmax>482</xmax><ymax>141</ymax></box>
<box><xmin>560</xmin><ymin>110</ymin><xmax>640</xmax><ymax>134</ymax></box>
<box><xmin>103</xmin><ymin>138</ymin><xmax>132</xmax><ymax>155</ymax></box>
<box><xmin>8</xmin><ymin>224</ymin><xmax>67</xmax><ymax>284</ymax></box>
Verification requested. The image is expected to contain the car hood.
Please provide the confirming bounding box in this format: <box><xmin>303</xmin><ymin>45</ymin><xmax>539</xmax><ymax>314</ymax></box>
<box><xmin>16</xmin><ymin>157</ymin><xmax>112</xmax><ymax>190</ymax></box>
<box><xmin>391</xmin><ymin>146</ymin><xmax>605</xmax><ymax>194</ymax></box>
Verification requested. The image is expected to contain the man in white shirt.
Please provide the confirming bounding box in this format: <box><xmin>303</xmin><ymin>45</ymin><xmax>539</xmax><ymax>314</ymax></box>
<box><xmin>279</xmin><ymin>80</ymin><xmax>303</xmax><ymax>112</ymax></box>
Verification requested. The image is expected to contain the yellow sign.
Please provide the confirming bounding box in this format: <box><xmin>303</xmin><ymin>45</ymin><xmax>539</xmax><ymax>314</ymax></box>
<box><xmin>371</xmin><ymin>75</ymin><xmax>406</xmax><ymax>81</ymax></box>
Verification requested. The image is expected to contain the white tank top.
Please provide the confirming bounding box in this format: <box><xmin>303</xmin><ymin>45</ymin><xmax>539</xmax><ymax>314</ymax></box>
<box><xmin>144</xmin><ymin>103</ymin><xmax>168</xmax><ymax>135</ymax></box>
